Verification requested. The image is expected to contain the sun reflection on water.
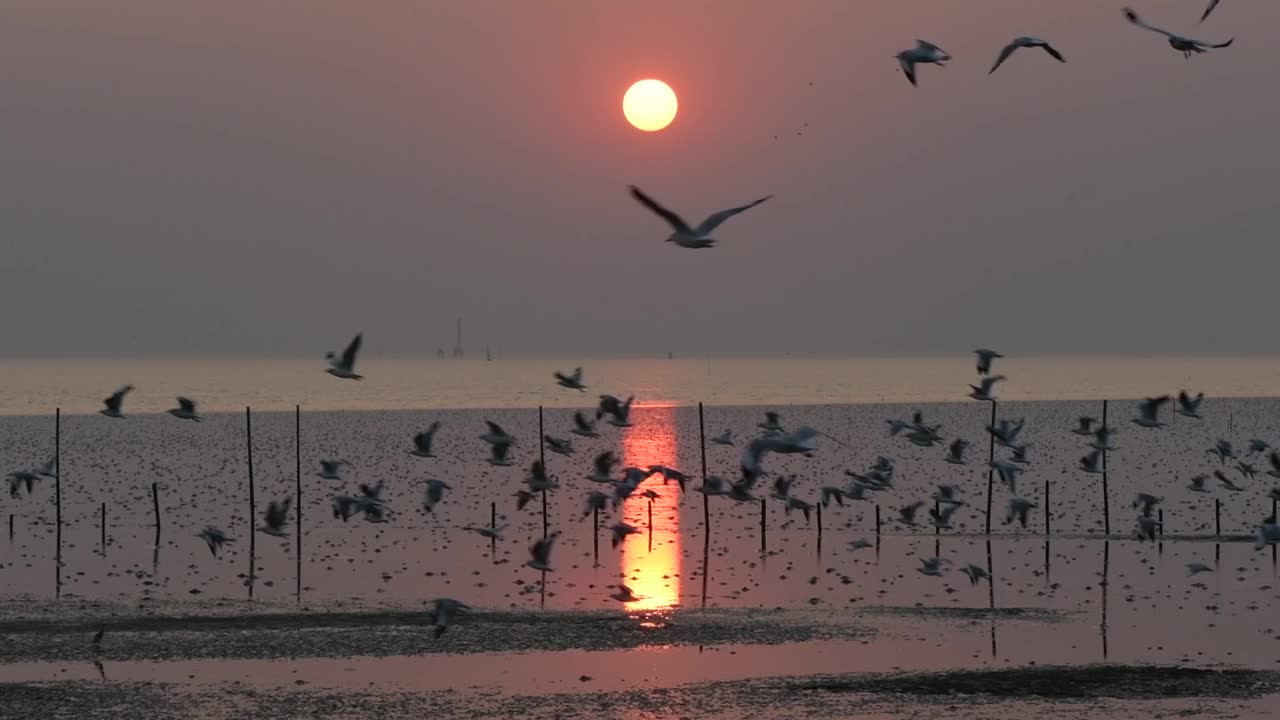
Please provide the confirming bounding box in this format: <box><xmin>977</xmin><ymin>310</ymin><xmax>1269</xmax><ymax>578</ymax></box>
<box><xmin>620</xmin><ymin>406</ymin><xmax>681</xmax><ymax>615</ymax></box>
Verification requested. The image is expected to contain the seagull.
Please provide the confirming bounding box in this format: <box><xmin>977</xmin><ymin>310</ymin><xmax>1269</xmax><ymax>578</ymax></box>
<box><xmin>527</xmin><ymin>532</ymin><xmax>558</xmax><ymax>571</ymax></box>
<box><xmin>317</xmin><ymin>460</ymin><xmax>346</xmax><ymax>481</ymax></box>
<box><xmin>784</xmin><ymin>496</ymin><xmax>814</xmax><ymax>523</ymax></box>
<box><xmin>589</xmin><ymin>451</ymin><xmax>620</xmax><ymax>483</ymax></box>
<box><xmin>647</xmin><ymin>464</ymin><xmax>689</xmax><ymax>493</ymax></box>
<box><xmin>1122</xmin><ymin>7</ymin><xmax>1233</xmax><ymax>58</ymax></box>
<box><xmin>849</xmin><ymin>538</ymin><xmax>874</xmax><ymax>551</ymax></box>
<box><xmin>1249</xmin><ymin>439</ymin><xmax>1271</xmax><ymax>455</ymax></box>
<box><xmin>571</xmin><ymin>411</ymin><xmax>598</xmax><ymax>438</ymax></box>
<box><xmin>629</xmin><ymin>186</ymin><xmax>772</xmax><ymax>249</ymax></box>
<box><xmin>990</xmin><ymin>459</ymin><xmax>1025</xmax><ymax>494</ymax></box>
<box><xmin>596</xmin><ymin>394</ymin><xmax>634</xmax><ymax>427</ymax></box>
<box><xmin>1072</xmin><ymin>417</ymin><xmax>1098</xmax><ymax>436</ymax></box>
<box><xmin>960</xmin><ymin>564</ymin><xmax>991</xmax><ymax>585</ymax></box>
<box><xmin>896</xmin><ymin>40</ymin><xmax>951</xmax><ymax>87</ymax></box>
<box><xmin>1009</xmin><ymin>444</ymin><xmax>1031</xmax><ymax>465</ymax></box>
<box><xmin>332</xmin><ymin>495</ymin><xmax>361</xmax><ymax>521</ymax></box>
<box><xmin>610</xmin><ymin>583</ymin><xmax>639</xmax><ymax>602</ymax></box>
<box><xmin>1132</xmin><ymin>396</ymin><xmax>1171</xmax><ymax>428</ymax></box>
<box><xmin>988</xmin><ymin>418</ymin><xmax>1027</xmax><ymax>448</ymax></box>
<box><xmin>429</xmin><ymin>598</ymin><xmax>468</xmax><ymax>638</ymax></box>
<box><xmin>422</xmin><ymin>479</ymin><xmax>451</xmax><ymax>512</ymax></box>
<box><xmin>410</xmin><ymin>422</ymin><xmax>441</xmax><ymax>458</ymax></box>
<box><xmin>167</xmin><ymin>397</ymin><xmax>201</xmax><ymax>422</ymax></box>
<box><xmin>970</xmin><ymin>376</ymin><xmax>1006</xmax><ymax>402</ymax></box>
<box><xmin>887</xmin><ymin>418</ymin><xmax>912</xmax><ymax>437</ymax></box>
<box><xmin>196</xmin><ymin>527</ymin><xmax>233</xmax><ymax>557</ymax></box>
<box><xmin>610</xmin><ymin>522</ymin><xmax>641</xmax><ymax>548</ymax></box>
<box><xmin>740</xmin><ymin>426</ymin><xmax>820</xmax><ymax>486</ymax></box>
<box><xmin>712</xmin><ymin>429</ymin><xmax>735</xmax><ymax>446</ymax></box>
<box><xmin>1267</xmin><ymin>451</ymin><xmax>1280</xmax><ymax>479</ymax></box>
<box><xmin>1201</xmin><ymin>0</ymin><xmax>1221</xmax><ymax>23</ymax></box>
<box><xmin>33</xmin><ymin>457</ymin><xmax>56</xmax><ymax>479</ymax></box>
<box><xmin>259</xmin><ymin>498</ymin><xmax>291</xmax><ymax>537</ymax></box>
<box><xmin>931</xmin><ymin>485</ymin><xmax>966</xmax><ymax>507</ymax></box>
<box><xmin>555</xmin><ymin>367</ymin><xmax>587</xmax><ymax>391</ymax></box>
<box><xmin>488</xmin><ymin>441</ymin><xmax>513</xmax><ymax>467</ymax></box>
<box><xmin>514</xmin><ymin>490</ymin><xmax>536</xmax><ymax>511</ymax></box>
<box><xmin>1187</xmin><ymin>474</ymin><xmax>1210</xmax><ymax>493</ymax></box>
<box><xmin>821</xmin><ymin>485</ymin><xmax>849</xmax><ymax>507</ymax></box>
<box><xmin>325</xmin><ymin>333</ymin><xmax>364</xmax><ymax>380</ymax></box>
<box><xmin>1080</xmin><ymin>449</ymin><xmax>1104</xmax><ymax>474</ymax></box>
<box><xmin>917</xmin><ymin>556</ymin><xmax>948</xmax><ymax>576</ymax></box>
<box><xmin>583</xmin><ymin>490</ymin><xmax>609</xmax><ymax>518</ymax></box>
<box><xmin>480</xmin><ymin>420</ymin><xmax>514</xmax><ymax>447</ymax></box>
<box><xmin>1255</xmin><ymin>520</ymin><xmax>1280</xmax><ymax>550</ymax></box>
<box><xmin>944</xmin><ymin>438</ymin><xmax>970</xmax><ymax>465</ymax></box>
<box><xmin>545</xmin><ymin>435</ymin><xmax>574</xmax><ymax>456</ymax></box>
<box><xmin>1005</xmin><ymin>497</ymin><xmax>1036</xmax><ymax>529</ymax></box>
<box><xmin>1135</xmin><ymin>515</ymin><xmax>1161</xmax><ymax>542</ymax></box>
<box><xmin>929</xmin><ymin>502</ymin><xmax>961</xmax><ymax>530</ymax></box>
<box><xmin>525</xmin><ymin>460</ymin><xmax>557</xmax><ymax>493</ymax></box>
<box><xmin>758</xmin><ymin>411</ymin><xmax>784</xmax><ymax>434</ymax></box>
<box><xmin>99</xmin><ymin>385</ymin><xmax>133</xmax><ymax>418</ymax></box>
<box><xmin>899</xmin><ymin>501</ymin><xmax>925</xmax><ymax>527</ymax></box>
<box><xmin>91</xmin><ymin>625</ymin><xmax>105</xmax><ymax>651</ymax></box>
<box><xmin>8</xmin><ymin>470</ymin><xmax>38</xmax><ymax>498</ymax></box>
<box><xmin>1186</xmin><ymin>562</ymin><xmax>1215</xmax><ymax>577</ymax></box>
<box><xmin>1091</xmin><ymin>425</ymin><xmax>1117</xmax><ymax>451</ymax></box>
<box><xmin>974</xmin><ymin>349</ymin><xmax>1003</xmax><ymax>375</ymax></box>
<box><xmin>1176</xmin><ymin>390</ymin><xmax>1205</xmax><ymax>419</ymax></box>
<box><xmin>906</xmin><ymin>427</ymin><xmax>943</xmax><ymax>448</ymax></box>
<box><xmin>1133</xmin><ymin>492</ymin><xmax>1161</xmax><ymax>517</ymax></box>
<box><xmin>696</xmin><ymin>475</ymin><xmax>729</xmax><ymax>497</ymax></box>
<box><xmin>1237</xmin><ymin>461</ymin><xmax>1257</xmax><ymax>480</ymax></box>
<box><xmin>1214</xmin><ymin>470</ymin><xmax>1245</xmax><ymax>492</ymax></box>
<box><xmin>989</xmin><ymin>37</ymin><xmax>1065</xmax><ymax>74</ymax></box>
<box><xmin>1207</xmin><ymin>439</ymin><xmax>1235</xmax><ymax>464</ymax></box>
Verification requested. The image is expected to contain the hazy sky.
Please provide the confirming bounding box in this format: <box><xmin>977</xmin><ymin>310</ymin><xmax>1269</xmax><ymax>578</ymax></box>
<box><xmin>3</xmin><ymin>1</ymin><xmax>1277</xmax><ymax>357</ymax></box>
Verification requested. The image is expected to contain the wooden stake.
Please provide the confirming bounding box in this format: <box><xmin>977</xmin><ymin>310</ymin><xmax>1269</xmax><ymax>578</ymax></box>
<box><xmin>54</xmin><ymin>408</ymin><xmax>61</xmax><ymax>598</ymax></box>
<box><xmin>984</xmin><ymin>401</ymin><xmax>996</xmax><ymax>534</ymax></box>
<box><xmin>151</xmin><ymin>482</ymin><xmax>160</xmax><ymax>546</ymax></box>
<box><xmin>539</xmin><ymin>406</ymin><xmax>548</xmax><ymax>539</ymax></box>
<box><xmin>1101</xmin><ymin>400</ymin><xmax>1110</xmax><ymax>536</ymax></box>
<box><xmin>246</xmin><ymin>406</ymin><xmax>256</xmax><ymax>600</ymax></box>
<box><xmin>295</xmin><ymin>405</ymin><xmax>302</xmax><ymax>602</ymax></box>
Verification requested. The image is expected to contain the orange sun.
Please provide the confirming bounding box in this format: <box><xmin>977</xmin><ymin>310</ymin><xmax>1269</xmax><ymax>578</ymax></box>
<box><xmin>623</xmin><ymin>79</ymin><xmax>678</xmax><ymax>132</ymax></box>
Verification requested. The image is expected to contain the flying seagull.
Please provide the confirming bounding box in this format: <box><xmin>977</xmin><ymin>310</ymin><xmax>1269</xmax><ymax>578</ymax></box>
<box><xmin>555</xmin><ymin>367</ymin><xmax>587</xmax><ymax>391</ymax></box>
<box><xmin>712</xmin><ymin>429</ymin><xmax>735</xmax><ymax>446</ymax></box>
<box><xmin>317</xmin><ymin>460</ymin><xmax>346</xmax><ymax>481</ymax></box>
<box><xmin>196</xmin><ymin>527</ymin><xmax>233</xmax><ymax>557</ymax></box>
<box><xmin>610</xmin><ymin>583</ymin><xmax>639</xmax><ymax>603</ymax></box>
<box><xmin>167</xmin><ymin>397</ymin><xmax>201</xmax><ymax>422</ymax></box>
<box><xmin>325</xmin><ymin>333</ymin><xmax>364</xmax><ymax>380</ymax></box>
<box><xmin>571</xmin><ymin>411</ymin><xmax>598</xmax><ymax>438</ymax></box>
<box><xmin>259</xmin><ymin>498</ymin><xmax>291</xmax><ymax>537</ymax></box>
<box><xmin>1176</xmin><ymin>390</ymin><xmax>1204</xmax><ymax>419</ymax></box>
<box><xmin>974</xmin><ymin>349</ymin><xmax>1003</xmax><ymax>375</ymax></box>
<box><xmin>945</xmin><ymin>438</ymin><xmax>970</xmax><ymax>465</ymax></box>
<box><xmin>1123</xmin><ymin>7</ymin><xmax>1233</xmax><ymax>58</ymax></box>
<box><xmin>1072</xmin><ymin>417</ymin><xmax>1098</xmax><ymax>436</ymax></box>
<box><xmin>597</xmin><ymin>395</ymin><xmax>635</xmax><ymax>427</ymax></box>
<box><xmin>100</xmin><ymin>385</ymin><xmax>134</xmax><ymax>419</ymax></box>
<box><xmin>969</xmin><ymin>375</ymin><xmax>1005</xmax><ymax>402</ymax></box>
<box><xmin>1133</xmin><ymin>396</ymin><xmax>1171</xmax><ymax>428</ymax></box>
<box><xmin>429</xmin><ymin>598</ymin><xmax>469</xmax><ymax>638</ymax></box>
<box><xmin>544</xmin><ymin>435</ymin><xmax>574</xmax><ymax>456</ymax></box>
<box><xmin>896</xmin><ymin>40</ymin><xmax>951</xmax><ymax>87</ymax></box>
<box><xmin>527</xmin><ymin>532</ymin><xmax>558</xmax><ymax>571</ymax></box>
<box><xmin>989</xmin><ymin>37</ymin><xmax>1065</xmax><ymax>74</ymax></box>
<box><xmin>410</xmin><ymin>422</ymin><xmax>441</xmax><ymax>458</ymax></box>
<box><xmin>629</xmin><ymin>186</ymin><xmax>771</xmax><ymax>249</ymax></box>
<box><xmin>422</xmin><ymin>478</ymin><xmax>451</xmax><ymax>513</ymax></box>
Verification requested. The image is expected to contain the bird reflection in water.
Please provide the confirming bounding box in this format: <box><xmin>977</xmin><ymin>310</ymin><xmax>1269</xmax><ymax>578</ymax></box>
<box><xmin>619</xmin><ymin>405</ymin><xmax>681</xmax><ymax>626</ymax></box>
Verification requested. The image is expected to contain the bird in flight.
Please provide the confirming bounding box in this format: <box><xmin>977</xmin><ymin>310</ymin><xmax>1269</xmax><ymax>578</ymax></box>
<box><xmin>410</xmin><ymin>422</ymin><xmax>441</xmax><ymax>458</ymax></box>
<box><xmin>1132</xmin><ymin>396</ymin><xmax>1171</xmax><ymax>428</ymax></box>
<box><xmin>629</xmin><ymin>186</ymin><xmax>771</xmax><ymax>249</ymax></box>
<box><xmin>1201</xmin><ymin>0</ymin><xmax>1221</xmax><ymax>24</ymax></box>
<box><xmin>1122</xmin><ymin>7</ymin><xmax>1233</xmax><ymax>58</ymax></box>
<box><xmin>896</xmin><ymin>40</ymin><xmax>951</xmax><ymax>87</ymax></box>
<box><xmin>100</xmin><ymin>385</ymin><xmax>134</xmax><ymax>419</ymax></box>
<box><xmin>989</xmin><ymin>37</ymin><xmax>1065</xmax><ymax>74</ymax></box>
<box><xmin>167</xmin><ymin>397</ymin><xmax>201</xmax><ymax>422</ymax></box>
<box><xmin>325</xmin><ymin>333</ymin><xmax>364</xmax><ymax>380</ymax></box>
<box><xmin>259</xmin><ymin>498</ymin><xmax>291</xmax><ymax>537</ymax></box>
<box><xmin>555</xmin><ymin>367</ymin><xmax>587</xmax><ymax>391</ymax></box>
<box><xmin>196</xmin><ymin>527</ymin><xmax>233</xmax><ymax>557</ymax></box>
<box><xmin>969</xmin><ymin>375</ymin><xmax>1005</xmax><ymax>402</ymax></box>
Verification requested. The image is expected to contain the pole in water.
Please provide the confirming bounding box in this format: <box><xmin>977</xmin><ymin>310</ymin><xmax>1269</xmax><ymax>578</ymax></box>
<box><xmin>1215</xmin><ymin>498</ymin><xmax>1221</xmax><ymax>537</ymax></box>
<box><xmin>648</xmin><ymin>498</ymin><xmax>654</xmax><ymax>553</ymax></box>
<box><xmin>55</xmin><ymin>407</ymin><xmax>62</xmax><ymax>599</ymax></box>
<box><xmin>7</xmin><ymin>514</ymin><xmax>12</xmax><ymax>541</ymax></box>
<box><xmin>539</xmin><ymin>406</ymin><xmax>548</xmax><ymax>539</ymax></box>
<box><xmin>100</xmin><ymin>502</ymin><xmax>107</xmax><ymax>555</ymax></box>
<box><xmin>1044</xmin><ymin>480</ymin><xmax>1051</xmax><ymax>536</ymax></box>
<box><xmin>491</xmin><ymin>501</ymin><xmax>498</xmax><ymax>559</ymax></box>
<box><xmin>152</xmin><ymin>482</ymin><xmax>161</xmax><ymax>547</ymax></box>
<box><xmin>246</xmin><ymin>406</ymin><xmax>256</xmax><ymax>600</ymax></box>
<box><xmin>760</xmin><ymin>498</ymin><xmax>767</xmax><ymax>553</ymax></box>
<box><xmin>698</xmin><ymin>401</ymin><xmax>710</xmax><ymax>538</ymax></box>
<box><xmin>875</xmin><ymin>504</ymin><xmax>882</xmax><ymax>556</ymax></box>
<box><xmin>295</xmin><ymin>405</ymin><xmax>303</xmax><ymax>602</ymax></box>
<box><xmin>1101</xmin><ymin>399</ymin><xmax>1110</xmax><ymax>536</ymax></box>
<box><xmin>984</xmin><ymin>401</ymin><xmax>996</xmax><ymax>534</ymax></box>
<box><xmin>593</xmin><ymin>505</ymin><xmax>600</xmax><ymax>567</ymax></box>
<box><xmin>816</xmin><ymin>500</ymin><xmax>823</xmax><ymax>554</ymax></box>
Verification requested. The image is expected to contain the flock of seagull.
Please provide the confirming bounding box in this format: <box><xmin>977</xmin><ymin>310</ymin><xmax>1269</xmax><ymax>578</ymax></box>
<box><xmin>10</xmin><ymin>330</ymin><xmax>1280</xmax><ymax>635</ymax></box>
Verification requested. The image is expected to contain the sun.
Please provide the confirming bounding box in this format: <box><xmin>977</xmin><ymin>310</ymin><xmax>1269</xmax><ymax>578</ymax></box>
<box><xmin>623</xmin><ymin>79</ymin><xmax>678</xmax><ymax>132</ymax></box>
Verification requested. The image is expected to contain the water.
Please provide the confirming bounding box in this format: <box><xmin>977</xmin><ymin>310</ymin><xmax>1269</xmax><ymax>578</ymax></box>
<box><xmin>5</xmin><ymin>361</ymin><xmax>1280</xmax><ymax>718</ymax></box>
<box><xmin>5</xmin><ymin>354</ymin><xmax>1280</xmax><ymax>415</ymax></box>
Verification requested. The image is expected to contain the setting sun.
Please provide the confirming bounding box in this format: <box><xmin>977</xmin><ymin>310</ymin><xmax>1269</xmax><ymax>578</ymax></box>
<box><xmin>623</xmin><ymin>79</ymin><xmax>678</xmax><ymax>132</ymax></box>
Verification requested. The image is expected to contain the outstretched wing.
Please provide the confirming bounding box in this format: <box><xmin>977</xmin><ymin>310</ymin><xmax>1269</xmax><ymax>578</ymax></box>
<box><xmin>1122</xmin><ymin>7</ymin><xmax>1174</xmax><ymax>37</ymax></box>
<box><xmin>629</xmin><ymin>186</ymin><xmax>692</xmax><ymax>234</ymax></box>
<box><xmin>694</xmin><ymin>196</ymin><xmax>772</xmax><ymax>236</ymax></box>
<box><xmin>1201</xmin><ymin>0</ymin><xmax>1221</xmax><ymax>23</ymax></box>
<box><xmin>177</xmin><ymin>397</ymin><xmax>195</xmax><ymax>413</ymax></box>
<box><xmin>1040</xmin><ymin>43</ymin><xmax>1066</xmax><ymax>63</ymax></box>
<box><xmin>989</xmin><ymin>42</ymin><xmax>1020</xmax><ymax>74</ymax></box>
<box><xmin>341</xmin><ymin>333</ymin><xmax>363</xmax><ymax>368</ymax></box>
<box><xmin>899</xmin><ymin>56</ymin><xmax>918</xmax><ymax>87</ymax></box>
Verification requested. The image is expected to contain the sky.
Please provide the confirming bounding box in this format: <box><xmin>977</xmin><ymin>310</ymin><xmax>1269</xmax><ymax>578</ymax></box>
<box><xmin>2</xmin><ymin>1</ymin><xmax>1277</xmax><ymax>358</ymax></box>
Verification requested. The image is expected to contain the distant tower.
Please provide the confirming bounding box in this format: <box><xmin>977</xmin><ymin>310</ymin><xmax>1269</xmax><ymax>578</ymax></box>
<box><xmin>452</xmin><ymin>317</ymin><xmax>464</xmax><ymax>357</ymax></box>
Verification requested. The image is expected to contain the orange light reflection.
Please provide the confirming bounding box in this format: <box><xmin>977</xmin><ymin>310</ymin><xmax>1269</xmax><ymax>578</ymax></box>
<box><xmin>620</xmin><ymin>406</ymin><xmax>681</xmax><ymax>614</ymax></box>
